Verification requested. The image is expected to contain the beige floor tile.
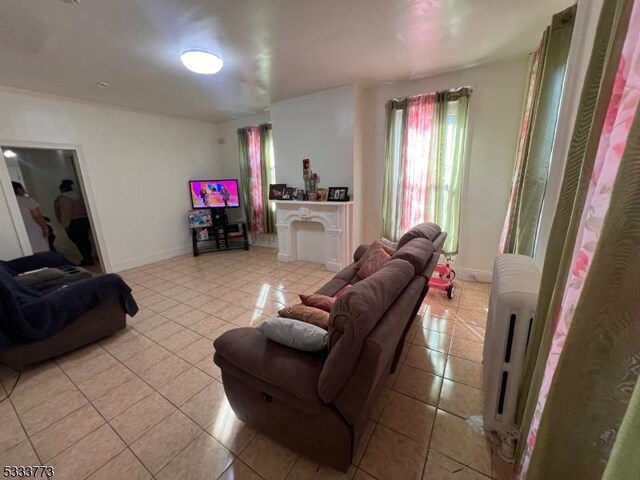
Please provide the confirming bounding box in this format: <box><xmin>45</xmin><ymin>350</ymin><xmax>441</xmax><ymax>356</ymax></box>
<box><xmin>457</xmin><ymin>297</ymin><xmax>488</xmax><ymax>314</ymax></box>
<box><xmin>19</xmin><ymin>388</ymin><xmax>87</xmax><ymax>436</ymax></box>
<box><xmin>190</xmin><ymin>316</ymin><xmax>229</xmax><ymax>338</ymax></box>
<box><xmin>218</xmin><ymin>460</ymin><xmax>263</xmax><ymax>480</ymax></box>
<box><xmin>492</xmin><ymin>452</ymin><xmax>516</xmax><ymax>480</ymax></box>
<box><xmin>404</xmin><ymin>345</ymin><xmax>447</xmax><ymax>376</ymax></box>
<box><xmin>137</xmin><ymin>353</ymin><xmax>191</xmax><ymax>388</ymax></box>
<box><xmin>449</xmin><ymin>337</ymin><xmax>484</xmax><ymax>363</ymax></box>
<box><xmin>0</xmin><ymin>440</ymin><xmax>39</xmax><ymax>466</ymax></box>
<box><xmin>0</xmin><ymin>397</ymin><xmax>17</xmax><ymax>424</ymax></box>
<box><xmin>438</xmin><ymin>380</ymin><xmax>483</xmax><ymax>419</ymax></box>
<box><xmin>61</xmin><ymin>351</ymin><xmax>120</xmax><ymax>385</ymax></box>
<box><xmin>423</xmin><ymin>450</ymin><xmax>491</xmax><ymax>479</ymax></box>
<box><xmin>93</xmin><ymin>377</ymin><xmax>154</xmax><ymax>420</ymax></box>
<box><xmin>430</xmin><ymin>410</ymin><xmax>492</xmax><ymax>476</ymax></box>
<box><xmin>77</xmin><ymin>363</ymin><xmax>135</xmax><ymax>400</ymax></box>
<box><xmin>360</xmin><ymin>424</ymin><xmax>427</xmax><ymax>480</ymax></box>
<box><xmin>110</xmin><ymin>391</ymin><xmax>176</xmax><ymax>444</ymax></box>
<box><xmin>456</xmin><ymin>309</ymin><xmax>488</xmax><ymax>328</ymax></box>
<box><xmin>123</xmin><ymin>344</ymin><xmax>172</xmax><ymax>375</ymax></box>
<box><xmin>215</xmin><ymin>304</ymin><xmax>249</xmax><ymax>322</ymax></box>
<box><xmin>240</xmin><ymin>434</ymin><xmax>299</xmax><ymax>480</ymax></box>
<box><xmin>369</xmin><ymin>386</ymin><xmax>391</xmax><ymax>421</ymax></box>
<box><xmin>287</xmin><ymin>456</ymin><xmax>356</xmax><ymax>479</ymax></box>
<box><xmin>11</xmin><ymin>365</ymin><xmax>75</xmax><ymax>414</ymax></box>
<box><xmin>424</xmin><ymin>303</ymin><xmax>457</xmax><ymax>319</ymax></box>
<box><xmin>145</xmin><ymin>320</ymin><xmax>185</xmax><ymax>341</ymax></box>
<box><xmin>444</xmin><ymin>356</ymin><xmax>483</xmax><ymax>390</ymax></box>
<box><xmin>99</xmin><ymin>326</ymin><xmax>141</xmax><ymax>348</ymax></box>
<box><xmin>353</xmin><ymin>470</ymin><xmax>376</xmax><ymax>480</ymax></box>
<box><xmin>160</xmin><ymin>303</ymin><xmax>198</xmax><ymax>321</ymax></box>
<box><xmin>130</xmin><ymin>410</ymin><xmax>202</xmax><ymax>474</ymax></box>
<box><xmin>177</xmin><ymin>336</ymin><xmax>215</xmax><ymax>364</ymax></box>
<box><xmin>106</xmin><ymin>334</ymin><xmax>156</xmax><ymax>362</ymax></box>
<box><xmin>87</xmin><ymin>448</ymin><xmax>151</xmax><ymax>480</ymax></box>
<box><xmin>412</xmin><ymin>328</ymin><xmax>452</xmax><ymax>353</ymax></box>
<box><xmin>204</xmin><ymin>397</ymin><xmax>257</xmax><ymax>455</ymax></box>
<box><xmin>379</xmin><ymin>391</ymin><xmax>436</xmax><ymax>445</ymax></box>
<box><xmin>179</xmin><ymin>380</ymin><xmax>226</xmax><ymax>428</ymax></box>
<box><xmin>147</xmin><ymin>297</ymin><xmax>180</xmax><ymax>314</ymax></box>
<box><xmin>156</xmin><ymin>432</ymin><xmax>234</xmax><ymax>480</ymax></box>
<box><xmin>49</xmin><ymin>424</ymin><xmax>125</xmax><ymax>480</ymax></box>
<box><xmin>56</xmin><ymin>343</ymin><xmax>105</xmax><ymax>370</ymax></box>
<box><xmin>393</xmin><ymin>365</ymin><xmax>443</xmax><ymax>406</ymax></box>
<box><xmin>157</xmin><ymin>366</ymin><xmax>213</xmax><ymax>406</ymax></box>
<box><xmin>453</xmin><ymin>322</ymin><xmax>486</xmax><ymax>344</ymax></box>
<box><xmin>132</xmin><ymin>314</ymin><xmax>171</xmax><ymax>333</ymax></box>
<box><xmin>0</xmin><ymin>417</ymin><xmax>27</xmax><ymax>454</ymax></box>
<box><xmin>31</xmin><ymin>404</ymin><xmax>104</xmax><ymax>461</ymax></box>
<box><xmin>196</xmin><ymin>356</ymin><xmax>222</xmax><ymax>379</ymax></box>
<box><xmin>158</xmin><ymin>328</ymin><xmax>203</xmax><ymax>352</ymax></box>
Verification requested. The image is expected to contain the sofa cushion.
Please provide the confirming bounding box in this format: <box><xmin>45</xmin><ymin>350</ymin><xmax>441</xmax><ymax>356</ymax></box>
<box><xmin>391</xmin><ymin>238</ymin><xmax>435</xmax><ymax>275</ymax></box>
<box><xmin>357</xmin><ymin>244</ymin><xmax>391</xmax><ymax>279</ymax></box>
<box><xmin>397</xmin><ymin>223</ymin><xmax>442</xmax><ymax>249</ymax></box>
<box><xmin>278</xmin><ymin>304</ymin><xmax>330</xmax><ymax>329</ymax></box>
<box><xmin>318</xmin><ymin>258</ymin><xmax>415</xmax><ymax>402</ymax></box>
<box><xmin>299</xmin><ymin>294</ymin><xmax>336</xmax><ymax>312</ymax></box>
<box><xmin>257</xmin><ymin>318</ymin><xmax>328</xmax><ymax>352</ymax></box>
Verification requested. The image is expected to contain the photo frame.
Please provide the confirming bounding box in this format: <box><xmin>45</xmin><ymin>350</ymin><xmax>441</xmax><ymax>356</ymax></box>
<box><xmin>328</xmin><ymin>187</ymin><xmax>349</xmax><ymax>202</ymax></box>
<box><xmin>282</xmin><ymin>187</ymin><xmax>295</xmax><ymax>200</ymax></box>
<box><xmin>317</xmin><ymin>188</ymin><xmax>329</xmax><ymax>201</ymax></box>
<box><xmin>268</xmin><ymin>183</ymin><xmax>287</xmax><ymax>200</ymax></box>
<box><xmin>308</xmin><ymin>192</ymin><xmax>318</xmax><ymax>201</ymax></box>
<box><xmin>296</xmin><ymin>189</ymin><xmax>306</xmax><ymax>201</ymax></box>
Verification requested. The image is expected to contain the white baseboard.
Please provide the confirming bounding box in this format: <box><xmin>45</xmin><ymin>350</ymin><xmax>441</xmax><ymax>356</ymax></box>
<box><xmin>111</xmin><ymin>244</ymin><xmax>192</xmax><ymax>272</ymax></box>
<box><xmin>454</xmin><ymin>267</ymin><xmax>493</xmax><ymax>283</ymax></box>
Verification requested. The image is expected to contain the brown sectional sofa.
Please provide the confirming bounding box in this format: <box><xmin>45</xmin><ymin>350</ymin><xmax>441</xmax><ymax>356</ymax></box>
<box><xmin>214</xmin><ymin>223</ymin><xmax>446</xmax><ymax>471</ymax></box>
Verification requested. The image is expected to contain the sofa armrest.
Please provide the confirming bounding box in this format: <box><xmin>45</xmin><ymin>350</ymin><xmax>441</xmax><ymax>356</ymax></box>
<box><xmin>214</xmin><ymin>328</ymin><xmax>326</xmax><ymax>411</ymax></box>
<box><xmin>4</xmin><ymin>252</ymin><xmax>74</xmax><ymax>275</ymax></box>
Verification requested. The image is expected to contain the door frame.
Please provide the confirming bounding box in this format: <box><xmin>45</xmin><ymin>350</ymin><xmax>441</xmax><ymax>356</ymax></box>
<box><xmin>0</xmin><ymin>139</ymin><xmax>113</xmax><ymax>272</ymax></box>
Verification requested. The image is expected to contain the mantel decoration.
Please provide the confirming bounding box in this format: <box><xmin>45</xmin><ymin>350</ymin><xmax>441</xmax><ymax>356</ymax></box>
<box><xmin>268</xmin><ymin>184</ymin><xmax>287</xmax><ymax>200</ymax></box>
<box><xmin>328</xmin><ymin>187</ymin><xmax>349</xmax><ymax>202</ymax></box>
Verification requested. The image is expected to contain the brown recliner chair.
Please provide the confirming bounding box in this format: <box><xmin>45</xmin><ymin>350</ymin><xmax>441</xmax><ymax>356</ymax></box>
<box><xmin>214</xmin><ymin>223</ymin><xmax>445</xmax><ymax>471</ymax></box>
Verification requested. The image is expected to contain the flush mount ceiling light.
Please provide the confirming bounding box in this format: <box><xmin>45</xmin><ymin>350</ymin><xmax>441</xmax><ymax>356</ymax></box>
<box><xmin>3</xmin><ymin>150</ymin><xmax>17</xmax><ymax>158</ymax></box>
<box><xmin>96</xmin><ymin>81</ymin><xmax>109</xmax><ymax>88</ymax></box>
<box><xmin>180</xmin><ymin>50</ymin><xmax>223</xmax><ymax>74</ymax></box>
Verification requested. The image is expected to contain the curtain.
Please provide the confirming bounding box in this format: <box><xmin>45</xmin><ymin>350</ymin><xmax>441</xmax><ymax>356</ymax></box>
<box><xmin>603</xmin><ymin>379</ymin><xmax>640</xmax><ymax>480</ymax></box>
<box><xmin>238</xmin><ymin>124</ymin><xmax>276</xmax><ymax>235</ymax></box>
<box><xmin>381</xmin><ymin>88</ymin><xmax>470</xmax><ymax>254</ymax></box>
<box><xmin>500</xmin><ymin>6</ymin><xmax>576</xmax><ymax>256</ymax></box>
<box><xmin>517</xmin><ymin>2</ymin><xmax>640</xmax><ymax>477</ymax></box>
<box><xmin>514</xmin><ymin>0</ymin><xmax>632</xmax><ymax>464</ymax></box>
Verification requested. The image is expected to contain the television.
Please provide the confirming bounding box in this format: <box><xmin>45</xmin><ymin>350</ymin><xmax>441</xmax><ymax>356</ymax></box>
<box><xmin>189</xmin><ymin>179</ymin><xmax>240</xmax><ymax>209</ymax></box>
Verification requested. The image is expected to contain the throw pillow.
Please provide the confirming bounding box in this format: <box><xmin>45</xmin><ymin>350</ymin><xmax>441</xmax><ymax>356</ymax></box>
<box><xmin>257</xmin><ymin>317</ymin><xmax>327</xmax><ymax>352</ymax></box>
<box><xmin>357</xmin><ymin>243</ymin><xmax>391</xmax><ymax>279</ymax></box>
<box><xmin>299</xmin><ymin>293</ymin><xmax>336</xmax><ymax>312</ymax></box>
<box><xmin>355</xmin><ymin>240</ymin><xmax>395</xmax><ymax>270</ymax></box>
<box><xmin>278</xmin><ymin>304</ymin><xmax>331</xmax><ymax>329</ymax></box>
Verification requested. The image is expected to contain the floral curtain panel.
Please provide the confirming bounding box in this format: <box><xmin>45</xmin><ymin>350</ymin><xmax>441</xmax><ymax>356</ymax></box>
<box><xmin>517</xmin><ymin>1</ymin><xmax>640</xmax><ymax>477</ymax></box>
<box><xmin>382</xmin><ymin>88</ymin><xmax>470</xmax><ymax>254</ymax></box>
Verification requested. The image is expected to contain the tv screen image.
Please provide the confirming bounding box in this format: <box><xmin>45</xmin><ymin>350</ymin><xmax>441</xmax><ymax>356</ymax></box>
<box><xmin>189</xmin><ymin>179</ymin><xmax>240</xmax><ymax>209</ymax></box>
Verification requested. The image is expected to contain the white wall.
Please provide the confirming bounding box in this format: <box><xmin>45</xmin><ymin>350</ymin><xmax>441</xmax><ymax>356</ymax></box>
<box><xmin>364</xmin><ymin>57</ymin><xmax>530</xmax><ymax>280</ymax></box>
<box><xmin>271</xmin><ymin>86</ymin><xmax>356</xmax><ymax>194</ymax></box>
<box><xmin>0</xmin><ymin>87</ymin><xmax>220</xmax><ymax>271</ymax></box>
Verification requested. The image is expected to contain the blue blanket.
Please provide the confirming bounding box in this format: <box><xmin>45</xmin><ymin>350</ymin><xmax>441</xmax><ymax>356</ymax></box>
<box><xmin>0</xmin><ymin>266</ymin><xmax>138</xmax><ymax>348</ymax></box>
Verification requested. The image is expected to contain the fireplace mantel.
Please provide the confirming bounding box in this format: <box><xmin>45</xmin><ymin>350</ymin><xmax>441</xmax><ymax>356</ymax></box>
<box><xmin>274</xmin><ymin>200</ymin><xmax>353</xmax><ymax>272</ymax></box>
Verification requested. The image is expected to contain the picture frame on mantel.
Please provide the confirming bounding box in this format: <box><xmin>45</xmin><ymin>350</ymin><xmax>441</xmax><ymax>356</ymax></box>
<box><xmin>328</xmin><ymin>187</ymin><xmax>349</xmax><ymax>202</ymax></box>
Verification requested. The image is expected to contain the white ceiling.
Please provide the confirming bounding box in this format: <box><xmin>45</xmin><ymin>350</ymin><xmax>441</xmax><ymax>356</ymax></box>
<box><xmin>0</xmin><ymin>0</ymin><xmax>572</xmax><ymax>122</ymax></box>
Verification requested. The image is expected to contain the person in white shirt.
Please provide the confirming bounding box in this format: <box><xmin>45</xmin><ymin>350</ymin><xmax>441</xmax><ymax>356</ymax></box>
<box><xmin>54</xmin><ymin>179</ymin><xmax>94</xmax><ymax>266</ymax></box>
<box><xmin>12</xmin><ymin>181</ymin><xmax>49</xmax><ymax>253</ymax></box>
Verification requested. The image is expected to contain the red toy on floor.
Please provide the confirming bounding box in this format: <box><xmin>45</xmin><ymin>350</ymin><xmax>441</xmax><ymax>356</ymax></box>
<box><xmin>428</xmin><ymin>256</ymin><xmax>456</xmax><ymax>299</ymax></box>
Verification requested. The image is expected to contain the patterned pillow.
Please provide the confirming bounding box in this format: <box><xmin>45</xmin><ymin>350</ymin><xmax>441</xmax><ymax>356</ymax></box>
<box><xmin>334</xmin><ymin>284</ymin><xmax>352</xmax><ymax>297</ymax></box>
<box><xmin>355</xmin><ymin>240</ymin><xmax>395</xmax><ymax>270</ymax></box>
<box><xmin>299</xmin><ymin>293</ymin><xmax>336</xmax><ymax>312</ymax></box>
<box><xmin>278</xmin><ymin>304</ymin><xmax>331</xmax><ymax>329</ymax></box>
<box><xmin>357</xmin><ymin>243</ymin><xmax>391</xmax><ymax>279</ymax></box>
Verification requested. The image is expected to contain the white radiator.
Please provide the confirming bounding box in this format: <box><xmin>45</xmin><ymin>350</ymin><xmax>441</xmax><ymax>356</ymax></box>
<box><xmin>483</xmin><ymin>254</ymin><xmax>541</xmax><ymax>439</ymax></box>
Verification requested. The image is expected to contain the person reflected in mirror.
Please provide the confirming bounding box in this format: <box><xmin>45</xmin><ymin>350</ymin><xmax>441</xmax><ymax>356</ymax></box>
<box><xmin>54</xmin><ymin>179</ymin><xmax>94</xmax><ymax>267</ymax></box>
<box><xmin>12</xmin><ymin>181</ymin><xmax>49</xmax><ymax>253</ymax></box>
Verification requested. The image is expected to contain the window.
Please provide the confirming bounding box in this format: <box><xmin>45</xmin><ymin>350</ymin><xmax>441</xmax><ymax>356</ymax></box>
<box><xmin>382</xmin><ymin>88</ymin><xmax>471</xmax><ymax>254</ymax></box>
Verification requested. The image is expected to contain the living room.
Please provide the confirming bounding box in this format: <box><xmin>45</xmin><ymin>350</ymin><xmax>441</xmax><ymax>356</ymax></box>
<box><xmin>1</xmin><ymin>0</ymin><xmax>639</xmax><ymax>479</ymax></box>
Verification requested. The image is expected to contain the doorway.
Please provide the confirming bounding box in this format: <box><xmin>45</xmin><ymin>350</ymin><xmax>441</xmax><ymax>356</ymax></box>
<box><xmin>2</xmin><ymin>146</ymin><xmax>104</xmax><ymax>273</ymax></box>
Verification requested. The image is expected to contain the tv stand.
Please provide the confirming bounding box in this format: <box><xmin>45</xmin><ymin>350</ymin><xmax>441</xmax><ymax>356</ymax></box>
<box><xmin>191</xmin><ymin>208</ymin><xmax>249</xmax><ymax>256</ymax></box>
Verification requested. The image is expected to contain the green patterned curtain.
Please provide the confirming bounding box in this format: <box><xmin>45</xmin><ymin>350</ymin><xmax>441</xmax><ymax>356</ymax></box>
<box><xmin>515</xmin><ymin>0</ymin><xmax>631</xmax><ymax>463</ymax></box>
<box><xmin>503</xmin><ymin>6</ymin><xmax>576</xmax><ymax>256</ymax></box>
<box><xmin>603</xmin><ymin>379</ymin><xmax>640</xmax><ymax>480</ymax></box>
<box><xmin>381</xmin><ymin>99</ymin><xmax>407</xmax><ymax>239</ymax></box>
<box><xmin>428</xmin><ymin>89</ymin><xmax>470</xmax><ymax>254</ymax></box>
<box><xmin>238</xmin><ymin>128</ymin><xmax>252</xmax><ymax>231</ymax></box>
<box><xmin>259</xmin><ymin>123</ymin><xmax>276</xmax><ymax>234</ymax></box>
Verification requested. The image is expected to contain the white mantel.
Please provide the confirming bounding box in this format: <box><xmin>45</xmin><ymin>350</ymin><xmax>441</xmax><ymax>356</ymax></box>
<box><xmin>274</xmin><ymin>200</ymin><xmax>353</xmax><ymax>272</ymax></box>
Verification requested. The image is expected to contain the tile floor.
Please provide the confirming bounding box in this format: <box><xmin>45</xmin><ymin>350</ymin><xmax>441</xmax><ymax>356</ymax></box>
<box><xmin>0</xmin><ymin>247</ymin><xmax>514</xmax><ymax>480</ymax></box>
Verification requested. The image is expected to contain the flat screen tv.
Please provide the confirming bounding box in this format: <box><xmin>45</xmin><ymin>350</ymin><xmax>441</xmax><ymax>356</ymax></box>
<box><xmin>189</xmin><ymin>179</ymin><xmax>240</xmax><ymax>209</ymax></box>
